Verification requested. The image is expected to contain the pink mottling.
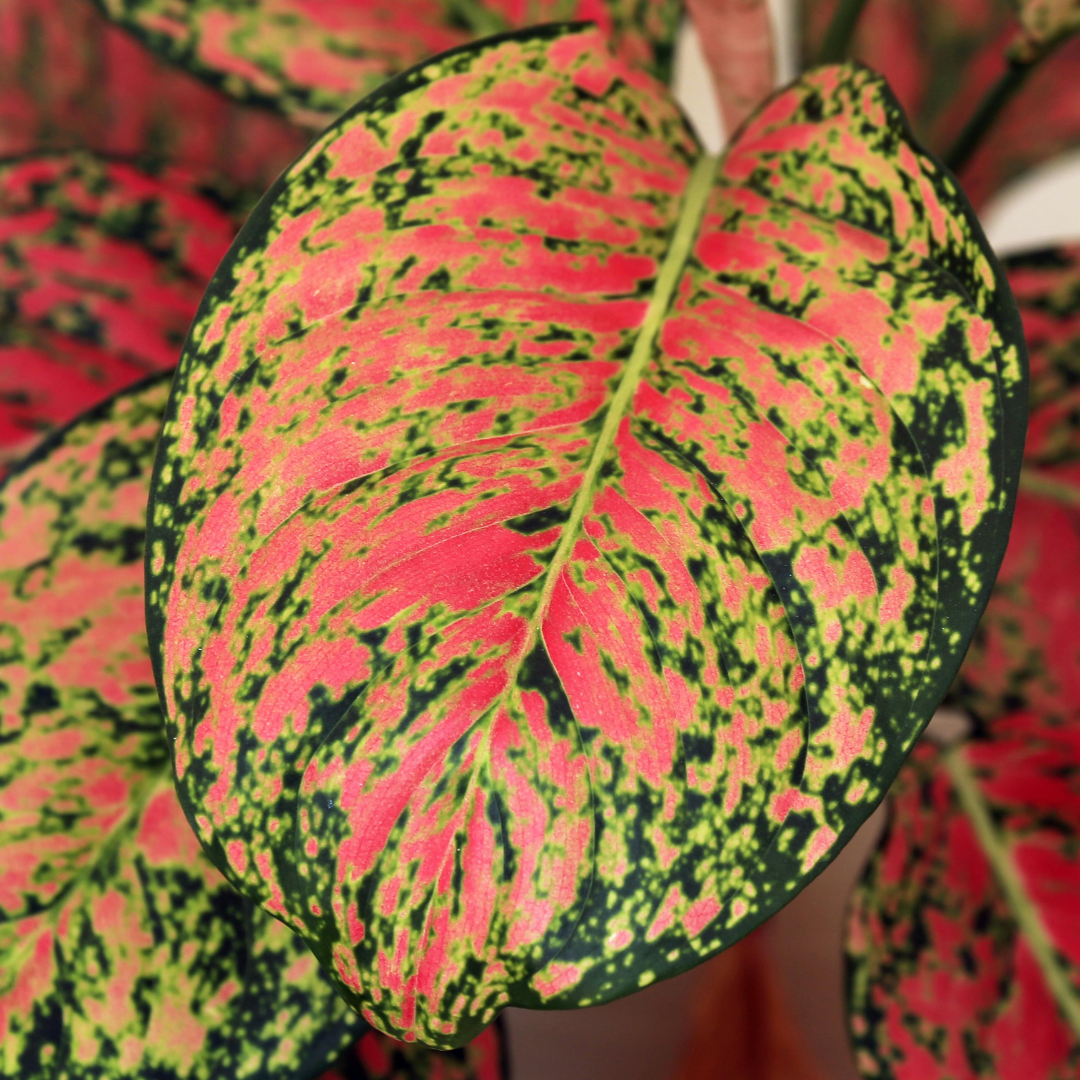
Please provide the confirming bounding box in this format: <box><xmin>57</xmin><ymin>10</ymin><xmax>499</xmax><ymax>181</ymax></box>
<box><xmin>802</xmin><ymin>824</ymin><xmax>838</xmax><ymax>871</ymax></box>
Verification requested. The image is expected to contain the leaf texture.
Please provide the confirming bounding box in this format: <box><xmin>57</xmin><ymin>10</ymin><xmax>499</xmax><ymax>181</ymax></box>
<box><xmin>950</xmin><ymin>247</ymin><xmax>1080</xmax><ymax>727</ymax></box>
<box><xmin>799</xmin><ymin>0</ymin><xmax>1080</xmax><ymax>208</ymax></box>
<box><xmin>0</xmin><ymin>0</ymin><xmax>308</xmax><ymax>213</ymax></box>
<box><xmin>846</xmin><ymin>717</ymin><xmax>1080</xmax><ymax>1078</ymax></box>
<box><xmin>90</xmin><ymin>0</ymin><xmax>681</xmax><ymax>131</ymax></box>
<box><xmin>0</xmin><ymin>152</ymin><xmax>234</xmax><ymax>470</ymax></box>
<box><xmin>146</xmin><ymin>25</ymin><xmax>1026</xmax><ymax>1046</ymax></box>
<box><xmin>319</xmin><ymin>1021</ymin><xmax>505</xmax><ymax>1080</ymax></box>
<box><xmin>0</xmin><ymin>376</ymin><xmax>366</xmax><ymax>1078</ymax></box>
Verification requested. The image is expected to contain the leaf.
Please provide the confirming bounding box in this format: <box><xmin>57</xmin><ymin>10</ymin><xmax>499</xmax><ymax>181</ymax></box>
<box><xmin>950</xmin><ymin>247</ymin><xmax>1080</xmax><ymax>728</ymax></box>
<box><xmin>319</xmin><ymin>1021</ymin><xmax>506</xmax><ymax>1080</ymax></box>
<box><xmin>684</xmin><ymin>0</ymin><xmax>776</xmax><ymax>137</ymax></box>
<box><xmin>799</xmin><ymin>0</ymin><xmax>1080</xmax><ymax>208</ymax></box>
<box><xmin>145</xmin><ymin>26</ymin><xmax>1025</xmax><ymax>1047</ymax></box>
<box><xmin>0</xmin><ymin>152</ymin><xmax>234</xmax><ymax>470</ymax></box>
<box><xmin>0</xmin><ymin>0</ymin><xmax>307</xmax><ymax>212</ymax></box>
<box><xmin>846</xmin><ymin>715</ymin><xmax>1080</xmax><ymax>1078</ymax></box>
<box><xmin>0</xmin><ymin>376</ymin><xmax>366</xmax><ymax>1078</ymax></box>
<box><xmin>89</xmin><ymin>0</ymin><xmax>682</xmax><ymax>131</ymax></box>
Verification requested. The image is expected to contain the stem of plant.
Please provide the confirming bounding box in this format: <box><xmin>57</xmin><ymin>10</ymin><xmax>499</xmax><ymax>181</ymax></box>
<box><xmin>944</xmin><ymin>60</ymin><xmax>1034</xmax><ymax>174</ymax></box>
<box><xmin>817</xmin><ymin>0</ymin><xmax>870</xmax><ymax>64</ymax></box>
<box><xmin>943</xmin><ymin>746</ymin><xmax>1080</xmax><ymax>1042</ymax></box>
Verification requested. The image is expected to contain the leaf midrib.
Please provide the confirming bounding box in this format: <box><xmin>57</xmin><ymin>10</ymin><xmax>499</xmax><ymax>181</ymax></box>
<box><xmin>943</xmin><ymin>745</ymin><xmax>1080</xmax><ymax>1041</ymax></box>
<box><xmin>525</xmin><ymin>152</ymin><xmax>720</xmax><ymax>643</ymax></box>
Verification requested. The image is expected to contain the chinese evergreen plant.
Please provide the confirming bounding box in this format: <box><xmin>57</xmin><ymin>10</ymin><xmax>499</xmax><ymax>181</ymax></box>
<box><xmin>0</xmin><ymin>0</ymin><xmax>1077</xmax><ymax>1077</ymax></box>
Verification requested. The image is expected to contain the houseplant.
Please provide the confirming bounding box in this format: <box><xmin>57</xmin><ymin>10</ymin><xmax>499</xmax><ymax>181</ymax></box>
<box><xmin>0</xmin><ymin>0</ymin><xmax>1077</xmax><ymax>1076</ymax></box>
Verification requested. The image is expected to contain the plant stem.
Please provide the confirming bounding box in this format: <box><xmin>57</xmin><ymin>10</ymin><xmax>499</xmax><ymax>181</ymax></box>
<box><xmin>1019</xmin><ymin>468</ymin><xmax>1080</xmax><ymax>507</ymax></box>
<box><xmin>817</xmin><ymin>0</ymin><xmax>870</xmax><ymax>64</ymax></box>
<box><xmin>944</xmin><ymin>61</ymin><xmax>1033</xmax><ymax>174</ymax></box>
<box><xmin>943</xmin><ymin>746</ymin><xmax>1080</xmax><ymax>1042</ymax></box>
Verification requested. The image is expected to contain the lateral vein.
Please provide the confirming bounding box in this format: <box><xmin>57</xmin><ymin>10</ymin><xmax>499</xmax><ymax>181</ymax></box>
<box><xmin>943</xmin><ymin>744</ymin><xmax>1080</xmax><ymax>1042</ymax></box>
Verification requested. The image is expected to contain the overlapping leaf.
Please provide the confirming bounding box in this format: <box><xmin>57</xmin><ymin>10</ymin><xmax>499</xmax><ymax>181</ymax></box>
<box><xmin>846</xmin><ymin>716</ymin><xmax>1080</xmax><ymax>1078</ymax></box>
<box><xmin>319</xmin><ymin>1021</ymin><xmax>505</xmax><ymax>1080</ymax></box>
<box><xmin>146</xmin><ymin>26</ymin><xmax>1025</xmax><ymax>1046</ymax></box>
<box><xmin>90</xmin><ymin>0</ymin><xmax>681</xmax><ymax>130</ymax></box>
<box><xmin>0</xmin><ymin>151</ymin><xmax>234</xmax><ymax>470</ymax></box>
<box><xmin>950</xmin><ymin>247</ymin><xmax>1080</xmax><ymax>727</ymax></box>
<box><xmin>0</xmin><ymin>376</ymin><xmax>366</xmax><ymax>1078</ymax></box>
<box><xmin>800</xmin><ymin>0</ymin><xmax>1080</xmax><ymax>208</ymax></box>
<box><xmin>0</xmin><ymin>0</ymin><xmax>307</xmax><ymax>212</ymax></box>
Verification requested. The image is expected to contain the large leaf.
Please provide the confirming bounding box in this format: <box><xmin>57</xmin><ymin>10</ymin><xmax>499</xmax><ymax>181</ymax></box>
<box><xmin>0</xmin><ymin>152</ymin><xmax>234</xmax><ymax>470</ymax></box>
<box><xmin>146</xmin><ymin>26</ymin><xmax>1026</xmax><ymax>1046</ymax></box>
<box><xmin>799</xmin><ymin>0</ymin><xmax>1080</xmax><ymax>208</ymax></box>
<box><xmin>846</xmin><ymin>715</ymin><xmax>1080</xmax><ymax>1078</ymax></box>
<box><xmin>319</xmin><ymin>1021</ymin><xmax>505</xmax><ymax>1080</ymax></box>
<box><xmin>0</xmin><ymin>0</ymin><xmax>307</xmax><ymax>211</ymax></box>
<box><xmin>89</xmin><ymin>0</ymin><xmax>681</xmax><ymax>130</ymax></box>
<box><xmin>0</xmin><ymin>375</ymin><xmax>366</xmax><ymax>1078</ymax></box>
<box><xmin>950</xmin><ymin>247</ymin><xmax>1080</xmax><ymax>727</ymax></box>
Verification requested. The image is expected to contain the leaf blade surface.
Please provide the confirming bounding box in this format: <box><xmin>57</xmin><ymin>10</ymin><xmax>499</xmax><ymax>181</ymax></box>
<box><xmin>89</xmin><ymin>0</ymin><xmax>681</xmax><ymax>129</ymax></box>
<box><xmin>0</xmin><ymin>377</ymin><xmax>366</xmax><ymax>1079</ymax></box>
<box><xmin>847</xmin><ymin>720</ymin><xmax>1080</xmax><ymax>1078</ymax></box>
<box><xmin>147</xmin><ymin>27</ymin><xmax>1025</xmax><ymax>1046</ymax></box>
<box><xmin>0</xmin><ymin>152</ymin><xmax>235</xmax><ymax>471</ymax></box>
<box><xmin>0</xmin><ymin>0</ymin><xmax>307</xmax><ymax>208</ymax></box>
<box><xmin>800</xmin><ymin>0</ymin><xmax>1080</xmax><ymax>208</ymax></box>
<box><xmin>951</xmin><ymin>246</ymin><xmax>1080</xmax><ymax>727</ymax></box>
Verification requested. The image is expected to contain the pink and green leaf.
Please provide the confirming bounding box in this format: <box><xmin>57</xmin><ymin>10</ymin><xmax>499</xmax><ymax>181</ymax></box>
<box><xmin>0</xmin><ymin>0</ymin><xmax>308</xmax><ymax>212</ymax></box>
<box><xmin>0</xmin><ymin>152</ymin><xmax>234</xmax><ymax>470</ymax></box>
<box><xmin>319</xmin><ymin>1021</ymin><xmax>506</xmax><ymax>1080</ymax></box>
<box><xmin>145</xmin><ymin>26</ymin><xmax>1026</xmax><ymax>1047</ymax></box>
<box><xmin>846</xmin><ymin>716</ymin><xmax>1080</xmax><ymax>1078</ymax></box>
<box><xmin>950</xmin><ymin>247</ymin><xmax>1080</xmax><ymax>727</ymax></box>
<box><xmin>799</xmin><ymin>0</ymin><xmax>1080</xmax><ymax>208</ymax></box>
<box><xmin>89</xmin><ymin>0</ymin><xmax>681</xmax><ymax>131</ymax></box>
<box><xmin>0</xmin><ymin>376</ymin><xmax>366</xmax><ymax>1077</ymax></box>
<box><xmin>1010</xmin><ymin>0</ymin><xmax>1080</xmax><ymax>58</ymax></box>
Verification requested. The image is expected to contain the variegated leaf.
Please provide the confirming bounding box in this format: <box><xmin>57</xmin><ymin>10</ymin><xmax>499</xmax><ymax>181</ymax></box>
<box><xmin>0</xmin><ymin>152</ymin><xmax>234</xmax><ymax>469</ymax></box>
<box><xmin>799</xmin><ymin>0</ymin><xmax>1080</xmax><ymax>208</ymax></box>
<box><xmin>320</xmin><ymin>1021</ymin><xmax>505</xmax><ymax>1080</ymax></box>
<box><xmin>146</xmin><ymin>26</ymin><xmax>1025</xmax><ymax>1047</ymax></box>
<box><xmin>951</xmin><ymin>247</ymin><xmax>1080</xmax><ymax>727</ymax></box>
<box><xmin>0</xmin><ymin>0</ymin><xmax>307</xmax><ymax>214</ymax></box>
<box><xmin>846</xmin><ymin>716</ymin><xmax>1080</xmax><ymax>1078</ymax></box>
<box><xmin>0</xmin><ymin>376</ymin><xmax>366</xmax><ymax>1078</ymax></box>
<box><xmin>89</xmin><ymin>0</ymin><xmax>681</xmax><ymax>131</ymax></box>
